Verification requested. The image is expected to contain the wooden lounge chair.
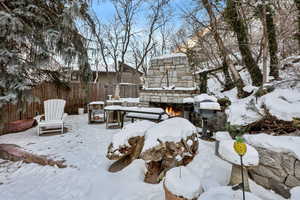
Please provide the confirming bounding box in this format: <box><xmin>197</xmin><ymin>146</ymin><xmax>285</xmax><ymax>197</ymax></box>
<box><xmin>35</xmin><ymin>99</ymin><xmax>67</xmax><ymax>135</ymax></box>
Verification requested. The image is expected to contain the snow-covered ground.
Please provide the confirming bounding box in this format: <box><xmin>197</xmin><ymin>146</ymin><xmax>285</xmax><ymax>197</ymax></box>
<box><xmin>0</xmin><ymin>115</ymin><xmax>288</xmax><ymax>200</ymax></box>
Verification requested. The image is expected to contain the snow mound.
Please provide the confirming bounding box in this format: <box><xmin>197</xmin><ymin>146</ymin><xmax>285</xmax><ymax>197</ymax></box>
<box><xmin>244</xmin><ymin>133</ymin><xmax>300</xmax><ymax>159</ymax></box>
<box><xmin>142</xmin><ymin>117</ymin><xmax>197</xmax><ymax>152</ymax></box>
<box><xmin>199</xmin><ymin>102</ymin><xmax>221</xmax><ymax>110</ymax></box>
<box><xmin>291</xmin><ymin>186</ymin><xmax>300</xmax><ymax>200</ymax></box>
<box><xmin>112</xmin><ymin>121</ymin><xmax>156</xmax><ymax>149</ymax></box>
<box><xmin>198</xmin><ymin>186</ymin><xmax>262</xmax><ymax>200</ymax></box>
<box><xmin>218</xmin><ymin>140</ymin><xmax>259</xmax><ymax>166</ymax></box>
<box><xmin>165</xmin><ymin>167</ymin><xmax>202</xmax><ymax>199</ymax></box>
<box><xmin>194</xmin><ymin>94</ymin><xmax>218</xmax><ymax>102</ymax></box>
<box><xmin>223</xmin><ymin>89</ymin><xmax>262</xmax><ymax>126</ymax></box>
<box><xmin>215</xmin><ymin>131</ymin><xmax>232</xmax><ymax>141</ymax></box>
<box><xmin>261</xmin><ymin>88</ymin><xmax>300</xmax><ymax>121</ymax></box>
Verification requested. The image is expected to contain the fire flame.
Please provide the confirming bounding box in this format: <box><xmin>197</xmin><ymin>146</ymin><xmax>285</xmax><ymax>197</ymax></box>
<box><xmin>165</xmin><ymin>106</ymin><xmax>182</xmax><ymax>117</ymax></box>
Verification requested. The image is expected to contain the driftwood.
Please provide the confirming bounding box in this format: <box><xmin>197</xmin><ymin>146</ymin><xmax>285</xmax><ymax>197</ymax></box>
<box><xmin>0</xmin><ymin>144</ymin><xmax>66</xmax><ymax>168</ymax></box>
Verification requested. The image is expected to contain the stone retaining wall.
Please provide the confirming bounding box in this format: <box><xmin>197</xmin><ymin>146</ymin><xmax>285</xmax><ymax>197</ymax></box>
<box><xmin>249</xmin><ymin>147</ymin><xmax>300</xmax><ymax>198</ymax></box>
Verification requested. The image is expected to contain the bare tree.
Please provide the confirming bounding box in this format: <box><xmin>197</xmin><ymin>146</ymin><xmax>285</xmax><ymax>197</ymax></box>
<box><xmin>129</xmin><ymin>0</ymin><xmax>172</xmax><ymax>75</ymax></box>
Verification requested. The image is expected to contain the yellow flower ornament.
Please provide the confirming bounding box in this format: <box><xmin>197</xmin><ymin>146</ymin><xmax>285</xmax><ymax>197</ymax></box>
<box><xmin>234</xmin><ymin>137</ymin><xmax>247</xmax><ymax>156</ymax></box>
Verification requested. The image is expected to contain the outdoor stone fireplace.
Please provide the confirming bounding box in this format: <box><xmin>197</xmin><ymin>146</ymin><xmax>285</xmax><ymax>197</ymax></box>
<box><xmin>139</xmin><ymin>53</ymin><xmax>200</xmax><ymax>119</ymax></box>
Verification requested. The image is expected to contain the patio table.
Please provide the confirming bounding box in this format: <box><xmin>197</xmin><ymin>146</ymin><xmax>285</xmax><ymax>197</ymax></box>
<box><xmin>104</xmin><ymin>106</ymin><xmax>166</xmax><ymax>128</ymax></box>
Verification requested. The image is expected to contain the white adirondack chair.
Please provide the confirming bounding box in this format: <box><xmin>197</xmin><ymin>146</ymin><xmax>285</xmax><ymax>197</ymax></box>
<box><xmin>35</xmin><ymin>99</ymin><xmax>67</xmax><ymax>135</ymax></box>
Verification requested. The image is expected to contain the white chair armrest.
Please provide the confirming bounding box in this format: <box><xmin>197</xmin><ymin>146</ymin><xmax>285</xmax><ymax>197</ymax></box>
<box><xmin>34</xmin><ymin>114</ymin><xmax>44</xmax><ymax>122</ymax></box>
<box><xmin>62</xmin><ymin>113</ymin><xmax>68</xmax><ymax>120</ymax></box>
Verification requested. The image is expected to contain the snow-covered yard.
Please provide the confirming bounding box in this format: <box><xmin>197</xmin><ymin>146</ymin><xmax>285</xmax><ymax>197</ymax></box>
<box><xmin>0</xmin><ymin>115</ymin><xmax>289</xmax><ymax>200</ymax></box>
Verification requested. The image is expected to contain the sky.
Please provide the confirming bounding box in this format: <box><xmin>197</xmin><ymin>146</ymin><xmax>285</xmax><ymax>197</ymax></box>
<box><xmin>91</xmin><ymin>0</ymin><xmax>193</xmax><ymax>26</ymax></box>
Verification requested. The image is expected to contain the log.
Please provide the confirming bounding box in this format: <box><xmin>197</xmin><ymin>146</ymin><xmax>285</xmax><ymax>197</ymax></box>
<box><xmin>0</xmin><ymin>144</ymin><xmax>66</xmax><ymax>168</ymax></box>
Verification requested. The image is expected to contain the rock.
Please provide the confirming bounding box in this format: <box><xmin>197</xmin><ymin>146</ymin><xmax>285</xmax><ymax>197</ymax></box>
<box><xmin>252</xmin><ymin>165</ymin><xmax>286</xmax><ymax>183</ymax></box>
<box><xmin>295</xmin><ymin>160</ymin><xmax>300</xmax><ymax>179</ymax></box>
<box><xmin>249</xmin><ymin>172</ymin><xmax>270</xmax><ymax>189</ymax></box>
<box><xmin>282</xmin><ymin>154</ymin><xmax>296</xmax><ymax>175</ymax></box>
<box><xmin>285</xmin><ymin>175</ymin><xmax>300</xmax><ymax>187</ymax></box>
<box><xmin>257</xmin><ymin>147</ymin><xmax>282</xmax><ymax>169</ymax></box>
<box><xmin>269</xmin><ymin>180</ymin><xmax>291</xmax><ymax>199</ymax></box>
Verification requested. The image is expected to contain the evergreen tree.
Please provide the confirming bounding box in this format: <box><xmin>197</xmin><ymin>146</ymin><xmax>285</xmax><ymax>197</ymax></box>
<box><xmin>0</xmin><ymin>0</ymin><xmax>93</xmax><ymax>107</ymax></box>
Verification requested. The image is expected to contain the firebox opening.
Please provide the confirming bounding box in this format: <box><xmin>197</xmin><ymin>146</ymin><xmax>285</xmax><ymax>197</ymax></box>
<box><xmin>165</xmin><ymin>106</ymin><xmax>182</xmax><ymax>117</ymax></box>
<box><xmin>149</xmin><ymin>102</ymin><xmax>194</xmax><ymax>120</ymax></box>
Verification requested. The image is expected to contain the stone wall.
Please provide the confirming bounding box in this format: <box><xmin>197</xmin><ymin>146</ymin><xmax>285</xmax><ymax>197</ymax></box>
<box><xmin>140</xmin><ymin>53</ymin><xmax>199</xmax><ymax>105</ymax></box>
<box><xmin>145</xmin><ymin>54</ymin><xmax>195</xmax><ymax>88</ymax></box>
<box><xmin>249</xmin><ymin>147</ymin><xmax>300</xmax><ymax>198</ymax></box>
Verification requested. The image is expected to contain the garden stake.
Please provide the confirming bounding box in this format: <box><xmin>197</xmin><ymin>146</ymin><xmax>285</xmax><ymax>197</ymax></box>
<box><xmin>233</xmin><ymin>136</ymin><xmax>247</xmax><ymax>200</ymax></box>
<box><xmin>240</xmin><ymin>155</ymin><xmax>245</xmax><ymax>200</ymax></box>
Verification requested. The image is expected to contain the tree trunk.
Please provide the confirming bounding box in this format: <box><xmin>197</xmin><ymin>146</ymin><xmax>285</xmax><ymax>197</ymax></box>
<box><xmin>201</xmin><ymin>0</ymin><xmax>248</xmax><ymax>98</ymax></box>
<box><xmin>266</xmin><ymin>5</ymin><xmax>279</xmax><ymax>79</ymax></box>
<box><xmin>222</xmin><ymin>61</ymin><xmax>235</xmax><ymax>91</ymax></box>
<box><xmin>295</xmin><ymin>0</ymin><xmax>300</xmax><ymax>49</ymax></box>
<box><xmin>225</xmin><ymin>0</ymin><xmax>263</xmax><ymax>86</ymax></box>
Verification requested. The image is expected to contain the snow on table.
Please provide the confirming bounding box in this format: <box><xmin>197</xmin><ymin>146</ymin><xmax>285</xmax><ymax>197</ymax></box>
<box><xmin>126</xmin><ymin>113</ymin><xmax>169</xmax><ymax>120</ymax></box>
<box><xmin>89</xmin><ymin>101</ymin><xmax>104</xmax><ymax>105</ymax></box>
<box><xmin>244</xmin><ymin>133</ymin><xmax>300</xmax><ymax>160</ymax></box>
<box><xmin>142</xmin><ymin>118</ymin><xmax>197</xmax><ymax>152</ymax></box>
<box><xmin>164</xmin><ymin>167</ymin><xmax>202</xmax><ymax>199</ymax></box>
<box><xmin>198</xmin><ymin>186</ymin><xmax>262</xmax><ymax>200</ymax></box>
<box><xmin>218</xmin><ymin>140</ymin><xmax>259</xmax><ymax>166</ymax></box>
<box><xmin>120</xmin><ymin>106</ymin><xmax>164</xmax><ymax>113</ymax></box>
<box><xmin>111</xmin><ymin>120</ymin><xmax>156</xmax><ymax>150</ymax></box>
<box><xmin>104</xmin><ymin>105</ymin><xmax>122</xmax><ymax>110</ymax></box>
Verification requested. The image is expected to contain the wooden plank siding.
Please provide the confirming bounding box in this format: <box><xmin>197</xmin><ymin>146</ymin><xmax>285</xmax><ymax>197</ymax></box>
<box><xmin>1</xmin><ymin>82</ymin><xmax>140</xmax><ymax>125</ymax></box>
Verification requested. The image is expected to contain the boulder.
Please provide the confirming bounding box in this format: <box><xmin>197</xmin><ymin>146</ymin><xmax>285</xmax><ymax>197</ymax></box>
<box><xmin>295</xmin><ymin>160</ymin><xmax>300</xmax><ymax>179</ymax></box>
<box><xmin>285</xmin><ymin>175</ymin><xmax>300</xmax><ymax>188</ymax></box>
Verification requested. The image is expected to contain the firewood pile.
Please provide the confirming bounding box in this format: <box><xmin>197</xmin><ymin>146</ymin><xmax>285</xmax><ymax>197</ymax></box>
<box><xmin>106</xmin><ymin>118</ymin><xmax>199</xmax><ymax>184</ymax></box>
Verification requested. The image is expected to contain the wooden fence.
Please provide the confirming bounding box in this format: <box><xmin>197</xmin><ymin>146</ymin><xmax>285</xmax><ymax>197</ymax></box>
<box><xmin>1</xmin><ymin>82</ymin><xmax>140</xmax><ymax>124</ymax></box>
